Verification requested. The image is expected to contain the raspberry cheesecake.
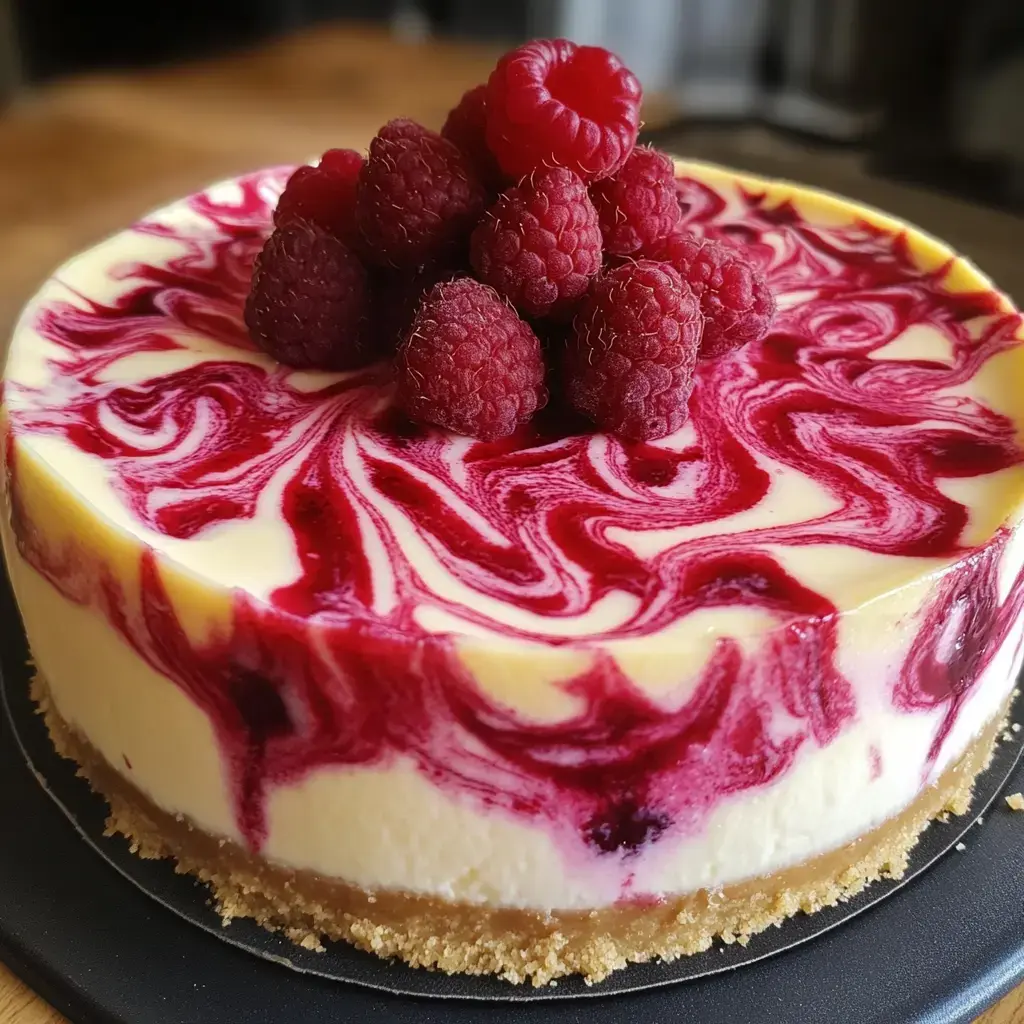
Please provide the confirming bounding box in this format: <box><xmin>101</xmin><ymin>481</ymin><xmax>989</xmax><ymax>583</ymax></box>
<box><xmin>4</xmin><ymin>38</ymin><xmax>1024</xmax><ymax>987</ymax></box>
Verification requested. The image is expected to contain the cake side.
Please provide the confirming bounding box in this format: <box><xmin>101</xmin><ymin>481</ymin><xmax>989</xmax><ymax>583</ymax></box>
<box><xmin>31</xmin><ymin>672</ymin><xmax>1012</xmax><ymax>986</ymax></box>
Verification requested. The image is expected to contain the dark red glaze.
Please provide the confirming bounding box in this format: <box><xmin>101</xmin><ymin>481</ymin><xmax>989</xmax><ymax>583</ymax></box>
<box><xmin>7</xmin><ymin>167</ymin><xmax>1024</xmax><ymax>856</ymax></box>
<box><xmin>625</xmin><ymin>443</ymin><xmax>700</xmax><ymax>488</ymax></box>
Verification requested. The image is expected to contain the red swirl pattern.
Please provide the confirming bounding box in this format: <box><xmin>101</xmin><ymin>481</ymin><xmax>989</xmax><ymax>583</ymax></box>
<box><xmin>6</xmin><ymin>167</ymin><xmax>1023</xmax><ymax>860</ymax></box>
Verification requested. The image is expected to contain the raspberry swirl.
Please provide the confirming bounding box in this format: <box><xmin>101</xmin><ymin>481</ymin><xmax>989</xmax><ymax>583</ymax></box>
<box><xmin>6</xmin><ymin>165</ymin><xmax>1024</xmax><ymax>857</ymax></box>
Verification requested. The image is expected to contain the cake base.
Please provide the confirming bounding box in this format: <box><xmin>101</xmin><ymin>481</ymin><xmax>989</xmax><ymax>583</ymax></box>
<box><xmin>30</xmin><ymin>675</ymin><xmax>1011</xmax><ymax>987</ymax></box>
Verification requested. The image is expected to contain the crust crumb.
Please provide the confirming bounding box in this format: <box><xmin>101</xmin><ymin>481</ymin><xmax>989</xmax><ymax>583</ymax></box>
<box><xmin>1006</xmin><ymin>792</ymin><xmax>1024</xmax><ymax>811</ymax></box>
<box><xmin>29</xmin><ymin>673</ymin><xmax>1011</xmax><ymax>986</ymax></box>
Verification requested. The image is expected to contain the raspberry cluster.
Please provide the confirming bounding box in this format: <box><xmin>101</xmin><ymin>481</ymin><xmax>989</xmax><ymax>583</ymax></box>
<box><xmin>245</xmin><ymin>38</ymin><xmax>776</xmax><ymax>441</ymax></box>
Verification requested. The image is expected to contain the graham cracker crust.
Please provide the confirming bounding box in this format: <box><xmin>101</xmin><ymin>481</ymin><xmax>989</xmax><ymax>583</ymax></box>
<box><xmin>30</xmin><ymin>674</ymin><xmax>1008</xmax><ymax>986</ymax></box>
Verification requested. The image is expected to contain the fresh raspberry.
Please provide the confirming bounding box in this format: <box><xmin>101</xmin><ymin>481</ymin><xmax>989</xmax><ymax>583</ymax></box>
<box><xmin>397</xmin><ymin>278</ymin><xmax>547</xmax><ymax>440</ymax></box>
<box><xmin>565</xmin><ymin>260</ymin><xmax>702</xmax><ymax>441</ymax></box>
<box><xmin>485</xmin><ymin>39</ymin><xmax>642</xmax><ymax>182</ymax></box>
<box><xmin>589</xmin><ymin>146</ymin><xmax>682</xmax><ymax>256</ymax></box>
<box><xmin>245</xmin><ymin>219</ymin><xmax>374</xmax><ymax>371</ymax></box>
<box><xmin>469</xmin><ymin>167</ymin><xmax>602</xmax><ymax>319</ymax></box>
<box><xmin>273</xmin><ymin>149</ymin><xmax>363</xmax><ymax>243</ymax></box>
<box><xmin>371</xmin><ymin>262</ymin><xmax>461</xmax><ymax>355</ymax></box>
<box><xmin>441</xmin><ymin>84</ymin><xmax>504</xmax><ymax>191</ymax></box>
<box><xmin>356</xmin><ymin>119</ymin><xmax>486</xmax><ymax>270</ymax></box>
<box><xmin>645</xmin><ymin>232</ymin><xmax>776</xmax><ymax>358</ymax></box>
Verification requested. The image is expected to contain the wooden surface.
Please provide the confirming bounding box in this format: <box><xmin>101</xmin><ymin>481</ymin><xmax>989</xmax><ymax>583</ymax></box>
<box><xmin>0</xmin><ymin>21</ymin><xmax>1021</xmax><ymax>1024</ymax></box>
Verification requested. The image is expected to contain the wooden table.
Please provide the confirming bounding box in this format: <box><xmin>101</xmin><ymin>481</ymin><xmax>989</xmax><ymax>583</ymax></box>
<box><xmin>0</xmin><ymin>21</ymin><xmax>1021</xmax><ymax>1024</ymax></box>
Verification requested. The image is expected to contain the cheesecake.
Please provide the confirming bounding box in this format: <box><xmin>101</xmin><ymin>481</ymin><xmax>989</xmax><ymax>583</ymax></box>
<box><xmin>3</xmin><ymin>158</ymin><xmax>1023</xmax><ymax>986</ymax></box>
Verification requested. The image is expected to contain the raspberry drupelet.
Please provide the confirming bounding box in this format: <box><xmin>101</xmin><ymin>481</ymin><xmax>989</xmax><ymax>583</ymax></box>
<box><xmin>371</xmin><ymin>262</ymin><xmax>462</xmax><ymax>357</ymax></box>
<box><xmin>397</xmin><ymin>278</ymin><xmax>548</xmax><ymax>440</ymax></box>
<box><xmin>645</xmin><ymin>232</ymin><xmax>776</xmax><ymax>357</ymax></box>
<box><xmin>441</xmin><ymin>84</ymin><xmax>505</xmax><ymax>192</ymax></box>
<box><xmin>485</xmin><ymin>38</ymin><xmax>642</xmax><ymax>182</ymax></box>
<box><xmin>589</xmin><ymin>146</ymin><xmax>683</xmax><ymax>257</ymax></box>
<box><xmin>273</xmin><ymin>149</ymin><xmax>364</xmax><ymax>245</ymax></box>
<box><xmin>245</xmin><ymin>219</ymin><xmax>375</xmax><ymax>371</ymax></box>
<box><xmin>565</xmin><ymin>260</ymin><xmax>703</xmax><ymax>441</ymax></box>
<box><xmin>470</xmin><ymin>167</ymin><xmax>602</xmax><ymax>320</ymax></box>
<box><xmin>356</xmin><ymin>119</ymin><xmax>487</xmax><ymax>269</ymax></box>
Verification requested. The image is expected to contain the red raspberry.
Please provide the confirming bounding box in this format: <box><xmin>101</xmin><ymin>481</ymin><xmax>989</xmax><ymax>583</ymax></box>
<box><xmin>245</xmin><ymin>220</ymin><xmax>374</xmax><ymax>371</ymax></box>
<box><xmin>565</xmin><ymin>261</ymin><xmax>702</xmax><ymax>441</ymax></box>
<box><xmin>371</xmin><ymin>262</ymin><xmax>461</xmax><ymax>355</ymax></box>
<box><xmin>273</xmin><ymin>149</ymin><xmax>363</xmax><ymax>244</ymax></box>
<box><xmin>645</xmin><ymin>232</ymin><xmax>776</xmax><ymax>358</ymax></box>
<box><xmin>441</xmin><ymin>84</ymin><xmax>504</xmax><ymax>191</ymax></box>
<box><xmin>397</xmin><ymin>278</ymin><xmax>547</xmax><ymax>440</ymax></box>
<box><xmin>589</xmin><ymin>146</ymin><xmax>682</xmax><ymax>256</ymax></box>
<box><xmin>485</xmin><ymin>39</ymin><xmax>642</xmax><ymax>182</ymax></box>
<box><xmin>356</xmin><ymin>119</ymin><xmax>486</xmax><ymax>270</ymax></box>
<box><xmin>469</xmin><ymin>167</ymin><xmax>602</xmax><ymax>320</ymax></box>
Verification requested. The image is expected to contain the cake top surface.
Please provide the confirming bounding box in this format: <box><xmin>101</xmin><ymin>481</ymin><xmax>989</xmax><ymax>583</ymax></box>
<box><xmin>5</xmin><ymin>160</ymin><xmax>1024</xmax><ymax>647</ymax></box>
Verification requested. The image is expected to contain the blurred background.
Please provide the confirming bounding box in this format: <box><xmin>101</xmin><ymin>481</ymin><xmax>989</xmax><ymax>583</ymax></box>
<box><xmin>1</xmin><ymin>0</ymin><xmax>1023</xmax><ymax>330</ymax></box>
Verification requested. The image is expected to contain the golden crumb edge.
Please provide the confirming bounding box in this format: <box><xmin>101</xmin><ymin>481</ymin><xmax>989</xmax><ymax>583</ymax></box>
<box><xmin>30</xmin><ymin>674</ymin><xmax>1009</xmax><ymax>987</ymax></box>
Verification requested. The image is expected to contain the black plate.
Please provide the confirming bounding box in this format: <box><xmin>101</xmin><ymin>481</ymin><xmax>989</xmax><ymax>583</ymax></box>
<box><xmin>2</xmin><ymin>566</ymin><xmax>1024</xmax><ymax>1021</ymax></box>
